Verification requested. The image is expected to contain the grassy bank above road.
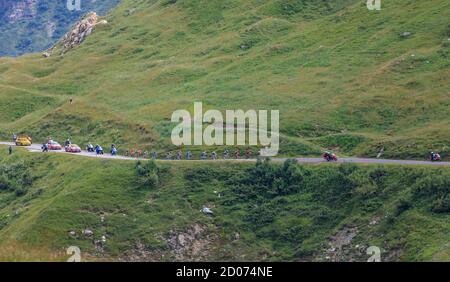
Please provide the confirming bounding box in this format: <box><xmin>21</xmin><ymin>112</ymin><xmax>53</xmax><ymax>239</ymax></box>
<box><xmin>0</xmin><ymin>0</ymin><xmax>449</xmax><ymax>159</ymax></box>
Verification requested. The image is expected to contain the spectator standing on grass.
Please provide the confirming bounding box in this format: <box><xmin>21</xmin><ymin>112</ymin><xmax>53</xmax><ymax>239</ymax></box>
<box><xmin>8</xmin><ymin>146</ymin><xmax>12</xmax><ymax>155</ymax></box>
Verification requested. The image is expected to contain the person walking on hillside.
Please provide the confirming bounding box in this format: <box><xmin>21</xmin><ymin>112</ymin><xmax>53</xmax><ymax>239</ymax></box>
<box><xmin>42</xmin><ymin>143</ymin><xmax>48</xmax><ymax>153</ymax></box>
<box><xmin>8</xmin><ymin>146</ymin><xmax>12</xmax><ymax>155</ymax></box>
<box><xmin>12</xmin><ymin>133</ymin><xmax>17</xmax><ymax>142</ymax></box>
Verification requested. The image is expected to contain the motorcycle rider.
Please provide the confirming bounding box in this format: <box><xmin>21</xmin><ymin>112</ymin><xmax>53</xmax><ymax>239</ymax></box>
<box><xmin>430</xmin><ymin>151</ymin><xmax>441</xmax><ymax>161</ymax></box>
<box><xmin>87</xmin><ymin>143</ymin><xmax>94</xmax><ymax>152</ymax></box>
<box><xmin>111</xmin><ymin>144</ymin><xmax>118</xmax><ymax>156</ymax></box>
<box><xmin>95</xmin><ymin>145</ymin><xmax>104</xmax><ymax>155</ymax></box>
<box><xmin>323</xmin><ymin>151</ymin><xmax>337</xmax><ymax>162</ymax></box>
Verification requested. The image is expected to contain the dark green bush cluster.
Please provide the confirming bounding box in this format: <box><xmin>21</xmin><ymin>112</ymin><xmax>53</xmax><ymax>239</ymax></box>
<box><xmin>227</xmin><ymin>159</ymin><xmax>308</xmax><ymax>202</ymax></box>
<box><xmin>412</xmin><ymin>172</ymin><xmax>450</xmax><ymax>213</ymax></box>
<box><xmin>0</xmin><ymin>161</ymin><xmax>34</xmax><ymax>197</ymax></box>
<box><xmin>184</xmin><ymin>166</ymin><xmax>226</xmax><ymax>192</ymax></box>
<box><xmin>183</xmin><ymin>160</ymin><xmax>449</xmax><ymax>259</ymax></box>
<box><xmin>135</xmin><ymin>160</ymin><xmax>161</xmax><ymax>189</ymax></box>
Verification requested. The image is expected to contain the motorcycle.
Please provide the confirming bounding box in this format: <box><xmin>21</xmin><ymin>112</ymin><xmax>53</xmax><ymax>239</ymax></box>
<box><xmin>95</xmin><ymin>145</ymin><xmax>104</xmax><ymax>155</ymax></box>
<box><xmin>323</xmin><ymin>152</ymin><xmax>338</xmax><ymax>162</ymax></box>
<box><xmin>430</xmin><ymin>153</ymin><xmax>441</xmax><ymax>162</ymax></box>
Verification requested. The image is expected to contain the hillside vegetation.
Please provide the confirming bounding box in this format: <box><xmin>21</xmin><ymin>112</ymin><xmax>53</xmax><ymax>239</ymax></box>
<box><xmin>0</xmin><ymin>0</ymin><xmax>449</xmax><ymax>159</ymax></box>
<box><xmin>0</xmin><ymin>147</ymin><xmax>448</xmax><ymax>261</ymax></box>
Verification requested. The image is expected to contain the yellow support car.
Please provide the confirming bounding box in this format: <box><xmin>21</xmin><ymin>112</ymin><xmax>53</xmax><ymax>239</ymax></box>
<box><xmin>15</xmin><ymin>136</ymin><xmax>32</xmax><ymax>146</ymax></box>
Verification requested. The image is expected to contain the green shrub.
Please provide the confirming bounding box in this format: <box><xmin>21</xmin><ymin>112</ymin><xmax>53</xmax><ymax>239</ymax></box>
<box><xmin>0</xmin><ymin>161</ymin><xmax>34</xmax><ymax>197</ymax></box>
<box><xmin>394</xmin><ymin>197</ymin><xmax>412</xmax><ymax>217</ymax></box>
<box><xmin>431</xmin><ymin>195</ymin><xmax>450</xmax><ymax>213</ymax></box>
<box><xmin>412</xmin><ymin>172</ymin><xmax>450</xmax><ymax>213</ymax></box>
<box><xmin>135</xmin><ymin>160</ymin><xmax>160</xmax><ymax>189</ymax></box>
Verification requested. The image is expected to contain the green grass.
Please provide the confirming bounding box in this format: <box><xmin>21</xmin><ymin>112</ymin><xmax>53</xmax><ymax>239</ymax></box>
<box><xmin>0</xmin><ymin>0</ymin><xmax>448</xmax><ymax>159</ymax></box>
<box><xmin>0</xmin><ymin>147</ymin><xmax>448</xmax><ymax>261</ymax></box>
<box><xmin>0</xmin><ymin>1</ymin><xmax>448</xmax><ymax>262</ymax></box>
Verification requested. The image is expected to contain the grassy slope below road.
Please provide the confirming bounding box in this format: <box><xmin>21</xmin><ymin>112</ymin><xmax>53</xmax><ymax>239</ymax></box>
<box><xmin>0</xmin><ymin>0</ymin><xmax>449</xmax><ymax>159</ymax></box>
<box><xmin>0</xmin><ymin>147</ymin><xmax>448</xmax><ymax>261</ymax></box>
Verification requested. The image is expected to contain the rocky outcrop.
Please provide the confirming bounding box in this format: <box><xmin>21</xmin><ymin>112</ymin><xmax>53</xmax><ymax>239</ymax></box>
<box><xmin>45</xmin><ymin>12</ymin><xmax>108</xmax><ymax>56</ymax></box>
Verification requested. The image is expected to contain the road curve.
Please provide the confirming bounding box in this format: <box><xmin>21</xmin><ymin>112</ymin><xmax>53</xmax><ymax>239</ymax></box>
<box><xmin>1</xmin><ymin>142</ymin><xmax>449</xmax><ymax>166</ymax></box>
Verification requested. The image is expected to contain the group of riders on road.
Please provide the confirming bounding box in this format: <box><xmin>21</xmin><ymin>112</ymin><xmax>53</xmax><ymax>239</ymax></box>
<box><xmin>159</xmin><ymin>148</ymin><xmax>254</xmax><ymax>161</ymax></box>
<box><xmin>10</xmin><ymin>133</ymin><xmax>444</xmax><ymax>162</ymax></box>
<box><xmin>38</xmin><ymin>136</ymin><xmax>116</xmax><ymax>156</ymax></box>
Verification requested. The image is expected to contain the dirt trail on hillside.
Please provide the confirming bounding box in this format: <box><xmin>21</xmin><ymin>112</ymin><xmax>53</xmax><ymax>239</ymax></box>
<box><xmin>1</xmin><ymin>142</ymin><xmax>449</xmax><ymax>166</ymax></box>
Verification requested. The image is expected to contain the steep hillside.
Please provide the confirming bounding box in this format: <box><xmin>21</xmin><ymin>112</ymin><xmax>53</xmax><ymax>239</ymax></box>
<box><xmin>0</xmin><ymin>148</ymin><xmax>448</xmax><ymax>261</ymax></box>
<box><xmin>0</xmin><ymin>0</ymin><xmax>449</xmax><ymax>159</ymax></box>
<box><xmin>0</xmin><ymin>0</ymin><xmax>120</xmax><ymax>57</ymax></box>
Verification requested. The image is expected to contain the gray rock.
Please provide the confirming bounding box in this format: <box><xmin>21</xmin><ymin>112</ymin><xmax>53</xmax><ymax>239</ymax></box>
<box><xmin>401</xmin><ymin>32</ymin><xmax>412</xmax><ymax>38</ymax></box>
<box><xmin>82</xmin><ymin>229</ymin><xmax>94</xmax><ymax>237</ymax></box>
<box><xmin>201</xmin><ymin>207</ymin><xmax>214</xmax><ymax>215</ymax></box>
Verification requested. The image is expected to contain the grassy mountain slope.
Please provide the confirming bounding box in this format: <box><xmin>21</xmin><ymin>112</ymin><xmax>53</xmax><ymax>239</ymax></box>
<box><xmin>0</xmin><ymin>0</ymin><xmax>121</xmax><ymax>57</ymax></box>
<box><xmin>0</xmin><ymin>0</ymin><xmax>449</xmax><ymax>159</ymax></box>
<box><xmin>0</xmin><ymin>147</ymin><xmax>448</xmax><ymax>261</ymax></box>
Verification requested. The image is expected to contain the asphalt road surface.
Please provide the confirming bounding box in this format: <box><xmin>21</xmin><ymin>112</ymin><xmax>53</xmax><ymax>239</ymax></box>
<box><xmin>1</xmin><ymin>142</ymin><xmax>449</xmax><ymax>166</ymax></box>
